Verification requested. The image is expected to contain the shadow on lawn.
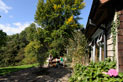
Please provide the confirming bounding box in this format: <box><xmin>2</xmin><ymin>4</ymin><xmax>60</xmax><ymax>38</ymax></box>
<box><xmin>0</xmin><ymin>66</ymin><xmax>72</xmax><ymax>82</ymax></box>
<box><xmin>0</xmin><ymin>68</ymin><xmax>27</xmax><ymax>76</ymax></box>
<box><xmin>34</xmin><ymin>67</ymin><xmax>72</xmax><ymax>79</ymax></box>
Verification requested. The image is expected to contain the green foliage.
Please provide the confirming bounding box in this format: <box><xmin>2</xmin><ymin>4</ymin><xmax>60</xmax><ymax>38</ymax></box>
<box><xmin>23</xmin><ymin>40</ymin><xmax>48</xmax><ymax>66</ymax></box>
<box><xmin>111</xmin><ymin>13</ymin><xmax>120</xmax><ymax>61</ymax></box>
<box><xmin>0</xmin><ymin>30</ymin><xmax>7</xmax><ymax>48</ymax></box>
<box><xmin>0</xmin><ymin>0</ymin><xmax>86</xmax><ymax>67</ymax></box>
<box><xmin>67</xmin><ymin>30</ymin><xmax>88</xmax><ymax>65</ymax></box>
<box><xmin>0</xmin><ymin>34</ymin><xmax>22</xmax><ymax>66</ymax></box>
<box><xmin>23</xmin><ymin>41</ymin><xmax>41</xmax><ymax>64</ymax></box>
<box><xmin>15</xmin><ymin>48</ymin><xmax>25</xmax><ymax>64</ymax></box>
<box><xmin>24</xmin><ymin>23</ymin><xmax>38</xmax><ymax>41</ymax></box>
<box><xmin>0</xmin><ymin>23</ymin><xmax>42</xmax><ymax>66</ymax></box>
<box><xmin>69</xmin><ymin>58</ymin><xmax>123</xmax><ymax>82</ymax></box>
<box><xmin>35</xmin><ymin>0</ymin><xmax>85</xmax><ymax>57</ymax></box>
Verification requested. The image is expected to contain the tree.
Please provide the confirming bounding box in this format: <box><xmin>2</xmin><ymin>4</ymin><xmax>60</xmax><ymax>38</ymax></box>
<box><xmin>0</xmin><ymin>34</ymin><xmax>21</xmax><ymax>66</ymax></box>
<box><xmin>0</xmin><ymin>23</ymin><xmax>45</xmax><ymax>66</ymax></box>
<box><xmin>0</xmin><ymin>30</ymin><xmax>7</xmax><ymax>66</ymax></box>
<box><xmin>23</xmin><ymin>41</ymin><xmax>47</xmax><ymax>66</ymax></box>
<box><xmin>0</xmin><ymin>30</ymin><xmax>7</xmax><ymax>48</ymax></box>
<box><xmin>35</xmin><ymin>0</ymin><xmax>85</xmax><ymax>57</ymax></box>
<box><xmin>0</xmin><ymin>23</ymin><xmax>39</xmax><ymax>66</ymax></box>
<box><xmin>24</xmin><ymin>23</ymin><xmax>37</xmax><ymax>42</ymax></box>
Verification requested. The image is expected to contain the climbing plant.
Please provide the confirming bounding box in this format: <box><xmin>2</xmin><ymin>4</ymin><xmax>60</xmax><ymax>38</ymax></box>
<box><xmin>111</xmin><ymin>12</ymin><xmax>120</xmax><ymax>61</ymax></box>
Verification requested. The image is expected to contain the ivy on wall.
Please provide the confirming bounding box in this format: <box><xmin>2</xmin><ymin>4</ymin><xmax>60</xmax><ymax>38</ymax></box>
<box><xmin>111</xmin><ymin>12</ymin><xmax>120</xmax><ymax>61</ymax></box>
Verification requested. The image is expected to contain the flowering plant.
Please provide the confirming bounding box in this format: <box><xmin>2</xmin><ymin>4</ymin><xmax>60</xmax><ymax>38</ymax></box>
<box><xmin>102</xmin><ymin>69</ymin><xmax>118</xmax><ymax>77</ymax></box>
<box><xmin>69</xmin><ymin>58</ymin><xmax>123</xmax><ymax>82</ymax></box>
<box><xmin>107</xmin><ymin>69</ymin><xmax>118</xmax><ymax>77</ymax></box>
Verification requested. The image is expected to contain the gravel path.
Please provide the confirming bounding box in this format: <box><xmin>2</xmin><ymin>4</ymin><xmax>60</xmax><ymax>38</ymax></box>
<box><xmin>0</xmin><ymin>66</ymin><xmax>72</xmax><ymax>82</ymax></box>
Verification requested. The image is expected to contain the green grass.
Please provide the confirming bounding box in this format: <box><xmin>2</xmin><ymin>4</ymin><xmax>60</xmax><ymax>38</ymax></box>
<box><xmin>0</xmin><ymin>63</ymin><xmax>39</xmax><ymax>76</ymax></box>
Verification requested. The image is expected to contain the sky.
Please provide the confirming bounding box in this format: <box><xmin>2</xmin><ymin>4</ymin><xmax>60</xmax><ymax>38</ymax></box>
<box><xmin>0</xmin><ymin>0</ymin><xmax>93</xmax><ymax>35</ymax></box>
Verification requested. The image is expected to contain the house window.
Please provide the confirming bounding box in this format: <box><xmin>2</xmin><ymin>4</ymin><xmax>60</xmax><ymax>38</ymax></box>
<box><xmin>89</xmin><ymin>33</ymin><xmax>105</xmax><ymax>62</ymax></box>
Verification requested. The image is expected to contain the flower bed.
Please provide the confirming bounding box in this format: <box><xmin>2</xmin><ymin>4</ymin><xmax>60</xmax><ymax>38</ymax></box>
<box><xmin>69</xmin><ymin>58</ymin><xmax>123</xmax><ymax>82</ymax></box>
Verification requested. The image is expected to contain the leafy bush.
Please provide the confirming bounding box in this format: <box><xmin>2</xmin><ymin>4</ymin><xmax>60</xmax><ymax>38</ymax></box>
<box><xmin>22</xmin><ymin>41</ymin><xmax>42</xmax><ymax>64</ymax></box>
<box><xmin>69</xmin><ymin>58</ymin><xmax>123</xmax><ymax>82</ymax></box>
<box><xmin>67</xmin><ymin>31</ymin><xmax>88</xmax><ymax>66</ymax></box>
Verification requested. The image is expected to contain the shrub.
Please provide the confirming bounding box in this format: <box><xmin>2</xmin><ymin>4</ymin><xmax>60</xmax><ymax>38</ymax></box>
<box><xmin>22</xmin><ymin>41</ymin><xmax>44</xmax><ymax>65</ymax></box>
<box><xmin>69</xmin><ymin>58</ymin><xmax>123</xmax><ymax>82</ymax></box>
<box><xmin>67</xmin><ymin>31</ymin><xmax>88</xmax><ymax>66</ymax></box>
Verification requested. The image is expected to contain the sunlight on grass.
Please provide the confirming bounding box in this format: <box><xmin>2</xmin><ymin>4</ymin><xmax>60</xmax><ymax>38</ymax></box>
<box><xmin>0</xmin><ymin>63</ymin><xmax>39</xmax><ymax>76</ymax></box>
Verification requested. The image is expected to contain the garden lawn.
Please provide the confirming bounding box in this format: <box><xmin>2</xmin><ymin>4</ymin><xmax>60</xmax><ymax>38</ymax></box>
<box><xmin>0</xmin><ymin>63</ymin><xmax>38</xmax><ymax>76</ymax></box>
